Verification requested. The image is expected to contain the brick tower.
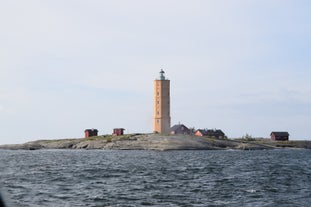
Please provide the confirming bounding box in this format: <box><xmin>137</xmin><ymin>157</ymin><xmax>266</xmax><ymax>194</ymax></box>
<box><xmin>153</xmin><ymin>69</ymin><xmax>171</xmax><ymax>133</ymax></box>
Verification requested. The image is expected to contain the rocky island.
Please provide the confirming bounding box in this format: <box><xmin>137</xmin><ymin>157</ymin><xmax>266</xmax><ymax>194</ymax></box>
<box><xmin>0</xmin><ymin>134</ymin><xmax>311</xmax><ymax>150</ymax></box>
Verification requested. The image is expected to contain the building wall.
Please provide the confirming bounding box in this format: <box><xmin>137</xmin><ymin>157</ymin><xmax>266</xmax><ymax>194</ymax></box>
<box><xmin>271</xmin><ymin>134</ymin><xmax>289</xmax><ymax>141</ymax></box>
<box><xmin>271</xmin><ymin>134</ymin><xmax>276</xmax><ymax>141</ymax></box>
<box><xmin>113</xmin><ymin>128</ymin><xmax>124</xmax><ymax>136</ymax></box>
<box><xmin>85</xmin><ymin>129</ymin><xmax>98</xmax><ymax>138</ymax></box>
<box><xmin>153</xmin><ymin>79</ymin><xmax>171</xmax><ymax>133</ymax></box>
<box><xmin>195</xmin><ymin>131</ymin><xmax>204</xmax><ymax>137</ymax></box>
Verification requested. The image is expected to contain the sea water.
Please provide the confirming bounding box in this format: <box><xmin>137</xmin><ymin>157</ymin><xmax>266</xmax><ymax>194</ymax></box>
<box><xmin>0</xmin><ymin>149</ymin><xmax>310</xmax><ymax>206</ymax></box>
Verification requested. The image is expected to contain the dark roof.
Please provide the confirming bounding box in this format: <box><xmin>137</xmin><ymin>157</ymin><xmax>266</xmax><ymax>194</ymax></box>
<box><xmin>170</xmin><ymin>124</ymin><xmax>189</xmax><ymax>131</ymax></box>
<box><xmin>85</xmin><ymin>129</ymin><xmax>98</xmax><ymax>132</ymax></box>
<box><xmin>271</xmin><ymin>132</ymin><xmax>289</xmax><ymax>136</ymax></box>
<box><xmin>196</xmin><ymin>129</ymin><xmax>225</xmax><ymax>136</ymax></box>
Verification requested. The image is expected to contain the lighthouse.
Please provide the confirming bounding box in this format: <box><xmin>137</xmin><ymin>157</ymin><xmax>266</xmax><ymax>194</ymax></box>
<box><xmin>153</xmin><ymin>69</ymin><xmax>171</xmax><ymax>134</ymax></box>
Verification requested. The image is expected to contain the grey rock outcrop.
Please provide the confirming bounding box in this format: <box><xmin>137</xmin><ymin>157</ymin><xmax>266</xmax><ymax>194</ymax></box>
<box><xmin>0</xmin><ymin>134</ymin><xmax>310</xmax><ymax>150</ymax></box>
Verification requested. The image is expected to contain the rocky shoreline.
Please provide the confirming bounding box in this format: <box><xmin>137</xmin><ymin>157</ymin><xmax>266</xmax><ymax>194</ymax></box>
<box><xmin>0</xmin><ymin>134</ymin><xmax>311</xmax><ymax>151</ymax></box>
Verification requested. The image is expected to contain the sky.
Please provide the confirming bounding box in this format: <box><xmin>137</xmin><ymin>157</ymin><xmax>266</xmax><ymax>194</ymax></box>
<box><xmin>1</xmin><ymin>0</ymin><xmax>310</xmax><ymax>144</ymax></box>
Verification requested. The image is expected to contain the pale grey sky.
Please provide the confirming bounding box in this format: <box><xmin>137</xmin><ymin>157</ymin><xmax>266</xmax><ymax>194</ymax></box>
<box><xmin>1</xmin><ymin>0</ymin><xmax>311</xmax><ymax>144</ymax></box>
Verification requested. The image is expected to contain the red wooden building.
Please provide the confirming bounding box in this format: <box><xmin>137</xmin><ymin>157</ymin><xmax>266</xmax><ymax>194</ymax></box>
<box><xmin>195</xmin><ymin>129</ymin><xmax>225</xmax><ymax>139</ymax></box>
<box><xmin>84</xmin><ymin>129</ymin><xmax>98</xmax><ymax>138</ymax></box>
<box><xmin>113</xmin><ymin>128</ymin><xmax>125</xmax><ymax>136</ymax></box>
<box><xmin>270</xmin><ymin>132</ymin><xmax>289</xmax><ymax>141</ymax></box>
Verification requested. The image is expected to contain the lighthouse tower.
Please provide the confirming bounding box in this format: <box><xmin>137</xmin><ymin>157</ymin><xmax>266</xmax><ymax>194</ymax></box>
<box><xmin>153</xmin><ymin>69</ymin><xmax>171</xmax><ymax>134</ymax></box>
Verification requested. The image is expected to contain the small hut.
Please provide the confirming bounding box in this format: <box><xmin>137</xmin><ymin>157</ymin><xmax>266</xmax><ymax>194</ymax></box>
<box><xmin>113</xmin><ymin>128</ymin><xmax>125</xmax><ymax>136</ymax></box>
<box><xmin>84</xmin><ymin>129</ymin><xmax>98</xmax><ymax>138</ymax></box>
<box><xmin>270</xmin><ymin>132</ymin><xmax>289</xmax><ymax>141</ymax></box>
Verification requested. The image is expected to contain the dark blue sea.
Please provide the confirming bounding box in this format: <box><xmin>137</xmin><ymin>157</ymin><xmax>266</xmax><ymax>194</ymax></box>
<box><xmin>0</xmin><ymin>149</ymin><xmax>310</xmax><ymax>207</ymax></box>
